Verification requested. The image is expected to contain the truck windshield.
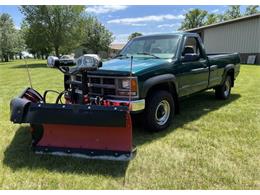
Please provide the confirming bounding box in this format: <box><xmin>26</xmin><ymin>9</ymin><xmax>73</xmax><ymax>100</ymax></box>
<box><xmin>119</xmin><ymin>35</ymin><xmax>180</xmax><ymax>59</ymax></box>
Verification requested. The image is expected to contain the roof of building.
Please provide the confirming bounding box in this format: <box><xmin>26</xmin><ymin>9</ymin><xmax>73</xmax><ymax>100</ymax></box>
<box><xmin>186</xmin><ymin>13</ymin><xmax>260</xmax><ymax>32</ymax></box>
<box><xmin>109</xmin><ymin>43</ymin><xmax>125</xmax><ymax>50</ymax></box>
<box><xmin>131</xmin><ymin>32</ymin><xmax>199</xmax><ymax>39</ymax></box>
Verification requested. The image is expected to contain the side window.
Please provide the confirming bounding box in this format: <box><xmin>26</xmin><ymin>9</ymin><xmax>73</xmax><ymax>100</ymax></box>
<box><xmin>182</xmin><ymin>37</ymin><xmax>203</xmax><ymax>58</ymax></box>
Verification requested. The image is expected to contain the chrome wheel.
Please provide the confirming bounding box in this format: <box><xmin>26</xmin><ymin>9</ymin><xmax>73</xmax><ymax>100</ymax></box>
<box><xmin>155</xmin><ymin>100</ymin><xmax>171</xmax><ymax>126</ymax></box>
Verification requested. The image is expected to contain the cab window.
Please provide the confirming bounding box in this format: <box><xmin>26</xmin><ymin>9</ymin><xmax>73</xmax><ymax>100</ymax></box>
<box><xmin>182</xmin><ymin>37</ymin><xmax>204</xmax><ymax>59</ymax></box>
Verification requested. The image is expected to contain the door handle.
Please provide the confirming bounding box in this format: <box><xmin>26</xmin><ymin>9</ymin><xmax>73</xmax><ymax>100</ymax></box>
<box><xmin>191</xmin><ymin>67</ymin><xmax>208</xmax><ymax>73</ymax></box>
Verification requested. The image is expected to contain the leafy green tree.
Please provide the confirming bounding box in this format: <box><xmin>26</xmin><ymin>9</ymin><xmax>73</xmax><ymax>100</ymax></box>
<box><xmin>20</xmin><ymin>5</ymin><xmax>85</xmax><ymax>57</ymax></box>
<box><xmin>81</xmin><ymin>16</ymin><xmax>114</xmax><ymax>54</ymax></box>
<box><xmin>128</xmin><ymin>32</ymin><xmax>143</xmax><ymax>40</ymax></box>
<box><xmin>0</xmin><ymin>13</ymin><xmax>16</xmax><ymax>62</ymax></box>
<box><xmin>205</xmin><ymin>13</ymin><xmax>219</xmax><ymax>25</ymax></box>
<box><xmin>179</xmin><ymin>9</ymin><xmax>208</xmax><ymax>30</ymax></box>
<box><xmin>21</xmin><ymin>20</ymin><xmax>52</xmax><ymax>59</ymax></box>
<box><xmin>12</xmin><ymin>29</ymin><xmax>26</xmax><ymax>59</ymax></box>
<box><xmin>223</xmin><ymin>5</ymin><xmax>241</xmax><ymax>20</ymax></box>
<box><xmin>244</xmin><ymin>5</ymin><xmax>259</xmax><ymax>16</ymax></box>
<box><xmin>0</xmin><ymin>14</ymin><xmax>1</xmax><ymax>59</ymax></box>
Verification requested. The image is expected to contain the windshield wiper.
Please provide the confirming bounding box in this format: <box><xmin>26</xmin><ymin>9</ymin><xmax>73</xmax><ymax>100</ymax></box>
<box><xmin>136</xmin><ymin>52</ymin><xmax>161</xmax><ymax>59</ymax></box>
<box><xmin>114</xmin><ymin>54</ymin><xmax>129</xmax><ymax>58</ymax></box>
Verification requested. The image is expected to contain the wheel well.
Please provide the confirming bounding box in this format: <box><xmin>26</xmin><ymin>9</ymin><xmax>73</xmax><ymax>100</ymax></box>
<box><xmin>227</xmin><ymin>69</ymin><xmax>234</xmax><ymax>87</ymax></box>
<box><xmin>146</xmin><ymin>82</ymin><xmax>180</xmax><ymax>114</ymax></box>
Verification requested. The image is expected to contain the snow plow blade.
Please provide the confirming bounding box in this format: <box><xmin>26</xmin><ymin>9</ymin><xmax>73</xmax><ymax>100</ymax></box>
<box><xmin>10</xmin><ymin>97</ymin><xmax>135</xmax><ymax>161</ymax></box>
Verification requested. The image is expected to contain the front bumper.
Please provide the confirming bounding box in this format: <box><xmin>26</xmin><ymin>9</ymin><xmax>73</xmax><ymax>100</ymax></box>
<box><xmin>107</xmin><ymin>99</ymin><xmax>145</xmax><ymax>112</ymax></box>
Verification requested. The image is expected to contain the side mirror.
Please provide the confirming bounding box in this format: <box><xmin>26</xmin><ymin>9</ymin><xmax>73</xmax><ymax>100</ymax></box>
<box><xmin>47</xmin><ymin>56</ymin><xmax>60</xmax><ymax>68</ymax></box>
<box><xmin>181</xmin><ymin>53</ymin><xmax>199</xmax><ymax>62</ymax></box>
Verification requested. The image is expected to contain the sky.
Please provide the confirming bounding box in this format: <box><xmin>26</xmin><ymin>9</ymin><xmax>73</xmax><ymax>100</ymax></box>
<box><xmin>0</xmin><ymin>5</ymin><xmax>253</xmax><ymax>43</ymax></box>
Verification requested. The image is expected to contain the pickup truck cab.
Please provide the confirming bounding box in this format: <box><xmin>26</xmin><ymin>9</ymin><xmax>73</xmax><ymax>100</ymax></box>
<box><xmin>82</xmin><ymin>32</ymin><xmax>240</xmax><ymax>131</ymax></box>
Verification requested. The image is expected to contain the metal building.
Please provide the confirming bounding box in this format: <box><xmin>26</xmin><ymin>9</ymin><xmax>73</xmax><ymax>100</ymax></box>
<box><xmin>187</xmin><ymin>13</ymin><xmax>260</xmax><ymax>64</ymax></box>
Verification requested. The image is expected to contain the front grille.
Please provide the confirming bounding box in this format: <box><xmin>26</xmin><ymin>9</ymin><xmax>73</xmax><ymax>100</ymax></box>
<box><xmin>90</xmin><ymin>77</ymin><xmax>101</xmax><ymax>84</ymax></box>
<box><xmin>103</xmin><ymin>78</ymin><xmax>115</xmax><ymax>85</ymax></box>
<box><xmin>87</xmin><ymin>75</ymin><xmax>138</xmax><ymax>99</ymax></box>
<box><xmin>88</xmin><ymin>75</ymin><xmax>116</xmax><ymax>97</ymax></box>
<box><xmin>104</xmin><ymin>88</ymin><xmax>116</xmax><ymax>95</ymax></box>
<box><xmin>92</xmin><ymin>87</ymin><xmax>102</xmax><ymax>94</ymax></box>
<box><xmin>75</xmin><ymin>75</ymin><xmax>82</xmax><ymax>82</ymax></box>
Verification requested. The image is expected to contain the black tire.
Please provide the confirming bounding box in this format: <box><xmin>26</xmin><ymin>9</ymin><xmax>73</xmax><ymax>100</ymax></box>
<box><xmin>144</xmin><ymin>90</ymin><xmax>175</xmax><ymax>132</ymax></box>
<box><xmin>215</xmin><ymin>75</ymin><xmax>232</xmax><ymax>100</ymax></box>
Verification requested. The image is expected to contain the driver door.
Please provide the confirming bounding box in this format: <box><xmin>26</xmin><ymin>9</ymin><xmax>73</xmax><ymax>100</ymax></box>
<box><xmin>178</xmin><ymin>36</ymin><xmax>209</xmax><ymax>96</ymax></box>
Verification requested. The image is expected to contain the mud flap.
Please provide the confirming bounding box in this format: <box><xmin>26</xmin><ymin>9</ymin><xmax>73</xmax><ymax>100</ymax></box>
<box><xmin>10</xmin><ymin>97</ymin><xmax>135</xmax><ymax>161</ymax></box>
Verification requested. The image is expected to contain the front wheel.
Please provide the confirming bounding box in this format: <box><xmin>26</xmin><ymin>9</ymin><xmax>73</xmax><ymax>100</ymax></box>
<box><xmin>144</xmin><ymin>90</ymin><xmax>175</xmax><ymax>132</ymax></box>
<box><xmin>215</xmin><ymin>75</ymin><xmax>232</xmax><ymax>100</ymax></box>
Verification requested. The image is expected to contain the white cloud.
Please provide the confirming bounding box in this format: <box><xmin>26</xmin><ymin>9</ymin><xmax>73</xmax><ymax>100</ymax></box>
<box><xmin>211</xmin><ymin>9</ymin><xmax>220</xmax><ymax>13</ymax></box>
<box><xmin>107</xmin><ymin>14</ymin><xmax>185</xmax><ymax>25</ymax></box>
<box><xmin>86</xmin><ymin>5</ymin><xmax>128</xmax><ymax>14</ymax></box>
<box><xmin>130</xmin><ymin>23</ymin><xmax>147</xmax><ymax>26</ymax></box>
<box><xmin>157</xmin><ymin>23</ymin><xmax>180</xmax><ymax>28</ymax></box>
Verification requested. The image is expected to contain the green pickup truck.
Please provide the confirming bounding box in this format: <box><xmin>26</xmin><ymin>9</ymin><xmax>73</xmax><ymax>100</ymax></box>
<box><xmin>9</xmin><ymin>32</ymin><xmax>241</xmax><ymax>160</ymax></box>
<box><xmin>86</xmin><ymin>32</ymin><xmax>240</xmax><ymax>131</ymax></box>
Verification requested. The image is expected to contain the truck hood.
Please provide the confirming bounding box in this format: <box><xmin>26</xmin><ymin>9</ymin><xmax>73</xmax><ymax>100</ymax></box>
<box><xmin>99</xmin><ymin>58</ymin><xmax>173</xmax><ymax>75</ymax></box>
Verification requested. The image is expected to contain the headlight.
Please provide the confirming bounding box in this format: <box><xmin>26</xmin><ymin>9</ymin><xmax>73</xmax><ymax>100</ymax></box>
<box><xmin>118</xmin><ymin>78</ymin><xmax>138</xmax><ymax>97</ymax></box>
<box><xmin>120</xmin><ymin>78</ymin><xmax>137</xmax><ymax>91</ymax></box>
<box><xmin>122</xmin><ymin>79</ymin><xmax>130</xmax><ymax>89</ymax></box>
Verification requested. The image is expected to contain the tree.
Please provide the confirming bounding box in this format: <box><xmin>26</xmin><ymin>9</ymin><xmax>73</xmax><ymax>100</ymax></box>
<box><xmin>0</xmin><ymin>14</ymin><xmax>1</xmax><ymax>59</ymax></box>
<box><xmin>81</xmin><ymin>16</ymin><xmax>114</xmax><ymax>54</ymax></box>
<box><xmin>0</xmin><ymin>13</ymin><xmax>16</xmax><ymax>62</ymax></box>
<box><xmin>20</xmin><ymin>5</ymin><xmax>85</xmax><ymax>57</ymax></box>
<box><xmin>13</xmin><ymin>29</ymin><xmax>26</xmax><ymax>59</ymax></box>
<box><xmin>21</xmin><ymin>20</ymin><xmax>52</xmax><ymax>59</ymax></box>
<box><xmin>205</xmin><ymin>13</ymin><xmax>220</xmax><ymax>25</ymax></box>
<box><xmin>179</xmin><ymin>9</ymin><xmax>208</xmax><ymax>30</ymax></box>
<box><xmin>245</xmin><ymin>5</ymin><xmax>259</xmax><ymax>16</ymax></box>
<box><xmin>128</xmin><ymin>32</ymin><xmax>142</xmax><ymax>40</ymax></box>
<box><xmin>223</xmin><ymin>5</ymin><xmax>241</xmax><ymax>20</ymax></box>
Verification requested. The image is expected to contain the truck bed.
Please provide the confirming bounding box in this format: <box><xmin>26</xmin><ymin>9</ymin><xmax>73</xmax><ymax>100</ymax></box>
<box><xmin>207</xmin><ymin>53</ymin><xmax>240</xmax><ymax>65</ymax></box>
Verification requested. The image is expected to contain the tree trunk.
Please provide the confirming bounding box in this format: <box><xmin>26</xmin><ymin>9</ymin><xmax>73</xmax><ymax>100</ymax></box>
<box><xmin>55</xmin><ymin>47</ymin><xmax>59</xmax><ymax>57</ymax></box>
<box><xmin>10</xmin><ymin>54</ymin><xmax>14</xmax><ymax>60</ymax></box>
<box><xmin>4</xmin><ymin>55</ymin><xmax>9</xmax><ymax>62</ymax></box>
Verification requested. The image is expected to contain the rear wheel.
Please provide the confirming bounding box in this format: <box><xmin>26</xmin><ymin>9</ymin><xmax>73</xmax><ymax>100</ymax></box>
<box><xmin>215</xmin><ymin>75</ymin><xmax>232</xmax><ymax>100</ymax></box>
<box><xmin>144</xmin><ymin>90</ymin><xmax>175</xmax><ymax>132</ymax></box>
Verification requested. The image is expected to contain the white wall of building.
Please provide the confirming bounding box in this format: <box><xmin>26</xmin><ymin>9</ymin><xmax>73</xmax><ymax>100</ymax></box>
<box><xmin>203</xmin><ymin>17</ymin><xmax>260</xmax><ymax>54</ymax></box>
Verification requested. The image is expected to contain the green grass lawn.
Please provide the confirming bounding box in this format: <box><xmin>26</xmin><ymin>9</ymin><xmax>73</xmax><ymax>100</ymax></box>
<box><xmin>0</xmin><ymin>59</ymin><xmax>259</xmax><ymax>189</ymax></box>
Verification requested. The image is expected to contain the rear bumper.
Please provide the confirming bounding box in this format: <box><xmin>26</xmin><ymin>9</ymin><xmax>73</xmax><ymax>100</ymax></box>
<box><xmin>107</xmin><ymin>99</ymin><xmax>145</xmax><ymax>112</ymax></box>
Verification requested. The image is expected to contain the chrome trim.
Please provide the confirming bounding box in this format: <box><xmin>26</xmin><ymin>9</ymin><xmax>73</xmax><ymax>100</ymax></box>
<box><xmin>89</xmin><ymin>83</ymin><xmax>116</xmax><ymax>89</ymax></box>
<box><xmin>107</xmin><ymin>99</ymin><xmax>145</xmax><ymax>112</ymax></box>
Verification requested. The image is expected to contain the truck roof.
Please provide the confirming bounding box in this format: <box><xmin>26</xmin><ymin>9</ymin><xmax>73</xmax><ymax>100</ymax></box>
<box><xmin>134</xmin><ymin>32</ymin><xmax>197</xmax><ymax>39</ymax></box>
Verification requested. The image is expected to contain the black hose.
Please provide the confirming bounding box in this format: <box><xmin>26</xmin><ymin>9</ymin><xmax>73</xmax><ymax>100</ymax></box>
<box><xmin>55</xmin><ymin>91</ymin><xmax>66</xmax><ymax>104</ymax></box>
<box><xmin>43</xmin><ymin>90</ymin><xmax>61</xmax><ymax>103</ymax></box>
